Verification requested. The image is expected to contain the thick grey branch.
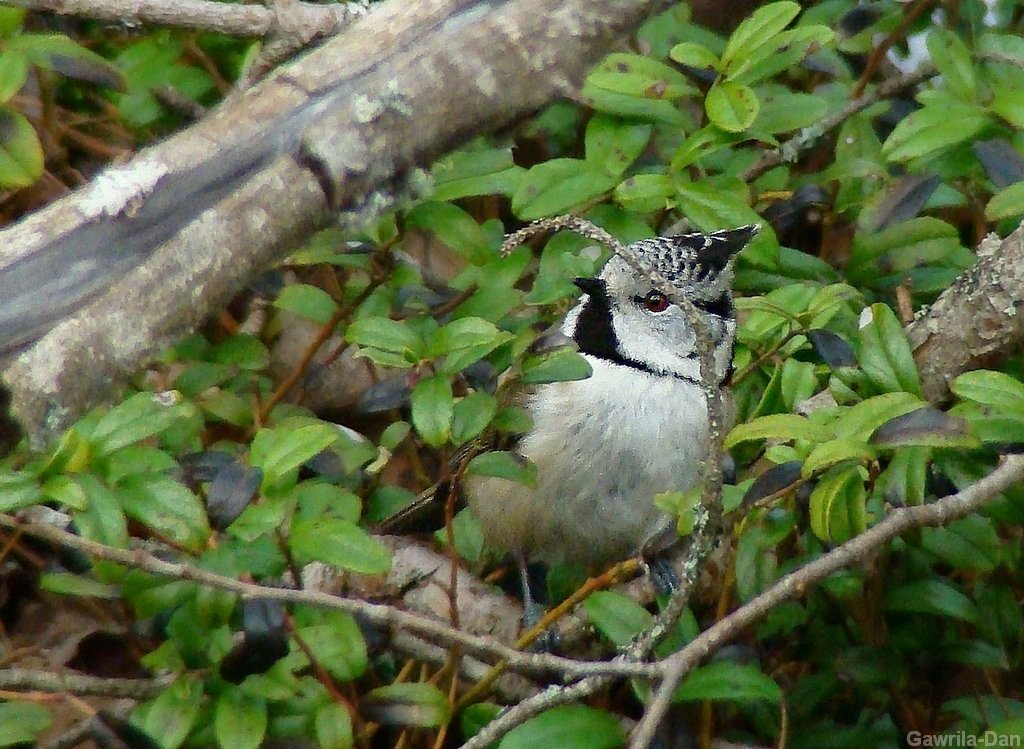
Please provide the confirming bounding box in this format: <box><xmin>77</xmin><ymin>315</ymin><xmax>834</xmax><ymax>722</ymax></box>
<box><xmin>0</xmin><ymin>0</ymin><xmax>367</xmax><ymax>38</ymax></box>
<box><xmin>0</xmin><ymin>0</ymin><xmax>670</xmax><ymax>447</ymax></box>
<box><xmin>907</xmin><ymin>221</ymin><xmax>1024</xmax><ymax>402</ymax></box>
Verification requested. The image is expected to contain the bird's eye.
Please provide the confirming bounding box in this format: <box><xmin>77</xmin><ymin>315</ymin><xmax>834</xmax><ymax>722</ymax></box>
<box><xmin>643</xmin><ymin>290</ymin><xmax>670</xmax><ymax>313</ymax></box>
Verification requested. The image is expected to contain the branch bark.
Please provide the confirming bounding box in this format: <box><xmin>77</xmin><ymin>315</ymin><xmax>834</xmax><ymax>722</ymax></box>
<box><xmin>0</xmin><ymin>0</ymin><xmax>367</xmax><ymax>38</ymax></box>
<box><xmin>907</xmin><ymin>222</ymin><xmax>1024</xmax><ymax>403</ymax></box>
<box><xmin>0</xmin><ymin>0</ymin><xmax>670</xmax><ymax>447</ymax></box>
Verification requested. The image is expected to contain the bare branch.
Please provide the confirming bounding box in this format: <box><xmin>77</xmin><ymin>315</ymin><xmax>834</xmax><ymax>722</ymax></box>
<box><xmin>0</xmin><ymin>0</ymin><xmax>671</xmax><ymax>447</ymax></box>
<box><xmin>742</xmin><ymin>64</ymin><xmax>937</xmax><ymax>183</ymax></box>
<box><xmin>0</xmin><ymin>668</ymin><xmax>173</xmax><ymax>699</ymax></box>
<box><xmin>0</xmin><ymin>0</ymin><xmax>367</xmax><ymax>38</ymax></box>
<box><xmin>0</xmin><ymin>514</ymin><xmax>654</xmax><ymax>683</ymax></box>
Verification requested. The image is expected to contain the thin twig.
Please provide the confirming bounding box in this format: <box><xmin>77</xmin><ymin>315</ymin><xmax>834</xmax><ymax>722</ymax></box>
<box><xmin>625</xmin><ymin>454</ymin><xmax>1024</xmax><ymax>748</ymax></box>
<box><xmin>0</xmin><ymin>668</ymin><xmax>173</xmax><ymax>699</ymax></box>
<box><xmin>742</xmin><ymin>64</ymin><xmax>937</xmax><ymax>183</ymax></box>
<box><xmin>851</xmin><ymin>0</ymin><xmax>937</xmax><ymax>99</ymax></box>
<box><xmin>0</xmin><ymin>514</ymin><xmax>653</xmax><ymax>682</ymax></box>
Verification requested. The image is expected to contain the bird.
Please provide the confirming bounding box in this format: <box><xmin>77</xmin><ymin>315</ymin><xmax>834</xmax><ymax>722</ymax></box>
<box><xmin>465</xmin><ymin>225</ymin><xmax>759</xmax><ymax>577</ymax></box>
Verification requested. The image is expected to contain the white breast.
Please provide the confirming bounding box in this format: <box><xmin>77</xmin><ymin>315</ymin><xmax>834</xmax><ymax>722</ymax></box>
<box><xmin>468</xmin><ymin>357</ymin><xmax>710</xmax><ymax>566</ymax></box>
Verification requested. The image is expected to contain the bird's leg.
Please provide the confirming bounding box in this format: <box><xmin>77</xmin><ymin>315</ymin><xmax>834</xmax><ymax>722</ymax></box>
<box><xmin>512</xmin><ymin>548</ymin><xmax>559</xmax><ymax>650</ymax></box>
<box><xmin>513</xmin><ymin>547</ymin><xmax>545</xmax><ymax>630</ymax></box>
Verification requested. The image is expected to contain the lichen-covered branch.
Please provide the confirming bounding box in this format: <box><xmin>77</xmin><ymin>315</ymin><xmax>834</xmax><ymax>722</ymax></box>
<box><xmin>0</xmin><ymin>0</ymin><xmax>367</xmax><ymax>38</ymax></box>
<box><xmin>907</xmin><ymin>221</ymin><xmax>1024</xmax><ymax>403</ymax></box>
<box><xmin>0</xmin><ymin>0</ymin><xmax>671</xmax><ymax>447</ymax></box>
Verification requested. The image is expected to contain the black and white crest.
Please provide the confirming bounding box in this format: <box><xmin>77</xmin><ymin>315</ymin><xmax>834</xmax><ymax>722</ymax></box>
<box><xmin>629</xmin><ymin>224</ymin><xmax>760</xmax><ymax>301</ymax></box>
<box><xmin>564</xmin><ymin>224</ymin><xmax>759</xmax><ymax>384</ymax></box>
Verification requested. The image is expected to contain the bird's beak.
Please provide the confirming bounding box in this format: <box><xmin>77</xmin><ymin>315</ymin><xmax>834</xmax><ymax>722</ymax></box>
<box><xmin>573</xmin><ymin>277</ymin><xmax>605</xmax><ymax>296</ymax></box>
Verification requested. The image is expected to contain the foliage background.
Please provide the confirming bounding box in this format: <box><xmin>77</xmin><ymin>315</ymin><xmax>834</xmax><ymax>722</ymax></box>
<box><xmin>2</xmin><ymin>0</ymin><xmax>1024</xmax><ymax>747</ymax></box>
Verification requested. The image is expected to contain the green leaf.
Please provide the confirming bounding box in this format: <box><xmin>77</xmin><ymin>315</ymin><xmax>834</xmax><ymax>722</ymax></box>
<box><xmin>290</xmin><ymin>517</ymin><xmax>391</xmax><ymax>575</ymax></box>
<box><xmin>674</xmin><ymin>179</ymin><xmax>761</xmax><ymax>231</ymax></box>
<box><xmin>140</xmin><ymin>675</ymin><xmax>202</xmax><ymax>749</ymax></box>
<box><xmin>451</xmin><ymin>391</ymin><xmax>498</xmax><ymax>445</ymax></box>
<box><xmin>705</xmin><ymin>80</ymin><xmax>760</xmax><ymax>133</ymax></box>
<box><xmin>406</xmin><ymin>202</ymin><xmax>493</xmax><ymax>263</ymax></box>
<box><xmin>921</xmin><ymin>516</ymin><xmax>1002</xmax><ymax>572</ymax></box>
<box><xmin>752</xmin><ymin>89</ymin><xmax>829</xmax><ymax>135</ymax></box>
<box><xmin>735</xmin><ymin>526</ymin><xmax>776</xmax><ymax>602</ymax></box>
<box><xmin>521</xmin><ymin>348</ymin><xmax>593</xmax><ymax>384</ymax></box>
<box><xmin>294</xmin><ymin>610</ymin><xmax>368</xmax><ymax>681</ymax></box>
<box><xmin>674</xmin><ymin>661</ymin><xmax>782</xmax><ymax>703</ymax></box>
<box><xmin>857</xmin><ymin>303</ymin><xmax>922</xmax><ymax>396</ymax></box>
<box><xmin>952</xmin><ymin>370</ymin><xmax>1024</xmax><ymax>418</ymax></box>
<box><xmin>846</xmin><ymin>217</ymin><xmax>964</xmax><ymax>282</ymax></box>
<box><xmin>986</xmin><ymin>180</ymin><xmax>1024</xmax><ymax>221</ymax></box>
<box><xmin>500</xmin><ymin>705</ymin><xmax>625</xmax><ymax>749</ymax></box>
<box><xmin>669</xmin><ymin>42</ymin><xmax>720</xmax><ymax>72</ymax></box>
<box><xmin>0</xmin><ymin>470</ymin><xmax>41</xmax><ymax>511</ymax></box>
<box><xmin>41</xmin><ymin>475</ymin><xmax>88</xmax><ymax>510</ymax></box>
<box><xmin>886</xmin><ymin>579</ymin><xmax>979</xmax><ymax>623</ymax></box>
<box><xmin>721</xmin><ymin>1</ymin><xmax>800</xmax><ymax>72</ymax></box>
<box><xmin>462</xmin><ymin>703</ymin><xmax>502</xmax><ymax>740</ymax></box>
<box><xmin>808</xmin><ymin>465</ymin><xmax>867</xmax><ymax>544</ymax></box>
<box><xmin>431</xmin><ymin>148</ymin><xmax>525</xmax><ymax>202</ymax></box>
<box><xmin>582</xmin><ymin>53</ymin><xmax>694</xmax><ymax>125</ymax></box>
<box><xmin>869</xmin><ymin>406</ymin><xmax>978</xmax><ymax>449</ymax></box>
<box><xmin>512</xmin><ymin>158</ymin><xmax>618</xmax><ymax>220</ymax></box>
<box><xmin>8</xmin><ymin>32</ymin><xmax>124</xmax><ymax>89</ymax></box>
<box><xmin>434</xmin><ymin>507</ymin><xmax>485</xmax><ymax>564</ymax></box>
<box><xmin>215</xmin><ymin>689</ymin><xmax>266</xmax><ymax>749</ymax></box>
<box><xmin>315</xmin><ymin>703</ymin><xmax>354</xmax><ymax>749</ymax></box>
<box><xmin>118</xmin><ymin>476</ymin><xmax>211</xmax><ymax>552</ymax></box>
<box><xmin>613</xmin><ymin>173</ymin><xmax>673</xmax><ymax>214</ymax></box>
<box><xmin>732</xmin><ymin>25</ymin><xmax>834</xmax><ymax>86</ymax></box>
<box><xmin>40</xmin><ymin>571</ymin><xmax>117</xmax><ymax>598</ymax></box>
<box><xmin>91</xmin><ymin>392</ymin><xmax>183</xmax><ymax>456</ymax></box>
<box><xmin>432</xmin><ymin>317</ymin><xmax>512</xmax><ymax>373</ymax></box>
<box><xmin>346</xmin><ymin>317</ymin><xmax>423</xmax><ymax>358</ymax></box>
<box><xmin>200</xmin><ymin>388</ymin><xmax>254</xmax><ymax>427</ymax></box>
<box><xmin>802</xmin><ymin>439</ymin><xmax>875</xmax><ymax>478</ymax></box>
<box><xmin>879</xmin><ymin>445</ymin><xmax>928</xmax><ymax>506</ymax></box>
<box><xmin>0</xmin><ymin>50</ymin><xmax>28</xmax><ymax>101</ymax></box>
<box><xmin>584</xmin><ymin>590</ymin><xmax>655</xmax><ymax>646</ymax></box>
<box><xmin>362</xmin><ymin>683</ymin><xmax>451</xmax><ymax>728</ymax></box>
<box><xmin>584</xmin><ymin>114</ymin><xmax>652</xmax><ymax>177</ymax></box>
<box><xmin>411</xmin><ymin>375</ymin><xmax>454</xmax><ymax>447</ymax></box>
<box><xmin>0</xmin><ymin>701</ymin><xmax>51</xmax><ymax>747</ymax></box>
<box><xmin>466</xmin><ymin>451</ymin><xmax>537</xmax><ymax>487</ymax></box>
<box><xmin>832</xmin><ymin>392</ymin><xmax>927</xmax><ymax>441</ymax></box>
<box><xmin>725</xmin><ymin>413</ymin><xmax>831</xmax><ymax>448</ymax></box>
<box><xmin>251</xmin><ymin>424</ymin><xmax>339</xmax><ymax>488</ymax></box>
<box><xmin>978</xmin><ymin>31</ymin><xmax>1024</xmax><ymax>66</ymax></box>
<box><xmin>926</xmin><ymin>30</ymin><xmax>975</xmax><ymax>102</ymax></box>
<box><xmin>275</xmin><ymin>284</ymin><xmax>340</xmax><ymax>326</ymax></box>
<box><xmin>882</xmin><ymin>96</ymin><xmax>990</xmax><ymax>162</ymax></box>
<box><xmin>72</xmin><ymin>474</ymin><xmax>129</xmax><ymax>550</ymax></box>
<box><xmin>210</xmin><ymin>334</ymin><xmax>270</xmax><ymax>371</ymax></box>
<box><xmin>0</xmin><ymin>103</ymin><xmax>51</xmax><ymax>187</ymax></box>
